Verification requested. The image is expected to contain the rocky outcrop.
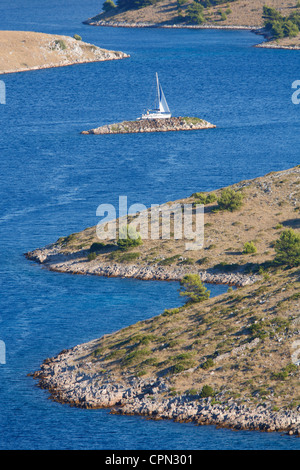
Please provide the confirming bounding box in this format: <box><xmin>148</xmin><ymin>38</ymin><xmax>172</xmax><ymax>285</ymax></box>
<box><xmin>81</xmin><ymin>117</ymin><xmax>216</xmax><ymax>135</ymax></box>
<box><xmin>25</xmin><ymin>246</ymin><xmax>259</xmax><ymax>287</ymax></box>
<box><xmin>84</xmin><ymin>19</ymin><xmax>257</xmax><ymax>30</ymax></box>
<box><xmin>30</xmin><ymin>344</ymin><xmax>300</xmax><ymax>435</ymax></box>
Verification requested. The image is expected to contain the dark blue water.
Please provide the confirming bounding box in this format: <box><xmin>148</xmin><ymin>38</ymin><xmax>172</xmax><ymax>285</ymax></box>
<box><xmin>0</xmin><ymin>0</ymin><xmax>299</xmax><ymax>450</ymax></box>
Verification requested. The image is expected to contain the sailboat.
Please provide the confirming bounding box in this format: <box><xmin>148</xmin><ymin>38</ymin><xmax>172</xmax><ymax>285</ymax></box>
<box><xmin>140</xmin><ymin>73</ymin><xmax>171</xmax><ymax>120</ymax></box>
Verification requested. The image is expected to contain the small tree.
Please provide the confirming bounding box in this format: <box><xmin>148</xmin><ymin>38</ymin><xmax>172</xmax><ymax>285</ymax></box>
<box><xmin>87</xmin><ymin>252</ymin><xmax>97</xmax><ymax>261</ymax></box>
<box><xmin>274</xmin><ymin>229</ymin><xmax>300</xmax><ymax>267</ymax></box>
<box><xmin>217</xmin><ymin>188</ymin><xmax>244</xmax><ymax>212</ymax></box>
<box><xmin>117</xmin><ymin>225</ymin><xmax>143</xmax><ymax>251</ymax></box>
<box><xmin>263</xmin><ymin>6</ymin><xmax>283</xmax><ymax>23</ymax></box>
<box><xmin>179</xmin><ymin>274</ymin><xmax>210</xmax><ymax>303</ymax></box>
<box><xmin>103</xmin><ymin>0</ymin><xmax>117</xmax><ymax>12</ymax></box>
<box><xmin>200</xmin><ymin>385</ymin><xmax>215</xmax><ymax>398</ymax></box>
<box><xmin>243</xmin><ymin>241</ymin><xmax>257</xmax><ymax>254</ymax></box>
<box><xmin>283</xmin><ymin>20</ymin><xmax>299</xmax><ymax>38</ymax></box>
<box><xmin>185</xmin><ymin>2</ymin><xmax>205</xmax><ymax>24</ymax></box>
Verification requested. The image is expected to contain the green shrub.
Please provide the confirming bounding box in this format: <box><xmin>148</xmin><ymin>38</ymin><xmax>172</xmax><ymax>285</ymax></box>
<box><xmin>170</xmin><ymin>361</ymin><xmax>194</xmax><ymax>374</ymax></box>
<box><xmin>200</xmin><ymin>385</ymin><xmax>215</xmax><ymax>398</ymax></box>
<box><xmin>272</xmin><ymin>363</ymin><xmax>297</xmax><ymax>381</ymax></box>
<box><xmin>243</xmin><ymin>241</ymin><xmax>257</xmax><ymax>254</ymax></box>
<box><xmin>193</xmin><ymin>192</ymin><xmax>217</xmax><ymax>204</ymax></box>
<box><xmin>178</xmin><ymin>257</ymin><xmax>194</xmax><ymax>265</ymax></box>
<box><xmin>263</xmin><ymin>6</ymin><xmax>300</xmax><ymax>39</ymax></box>
<box><xmin>87</xmin><ymin>252</ymin><xmax>97</xmax><ymax>261</ymax></box>
<box><xmin>162</xmin><ymin>307</ymin><xmax>180</xmax><ymax>317</ymax></box>
<box><xmin>249</xmin><ymin>320</ymin><xmax>268</xmax><ymax>340</ymax></box>
<box><xmin>55</xmin><ymin>39</ymin><xmax>67</xmax><ymax>50</ymax></box>
<box><xmin>196</xmin><ymin>257</ymin><xmax>209</xmax><ymax>265</ymax></box>
<box><xmin>103</xmin><ymin>0</ymin><xmax>117</xmax><ymax>12</ymax></box>
<box><xmin>89</xmin><ymin>242</ymin><xmax>106</xmax><ymax>252</ymax></box>
<box><xmin>217</xmin><ymin>188</ymin><xmax>244</xmax><ymax>212</ymax></box>
<box><xmin>117</xmin><ymin>225</ymin><xmax>143</xmax><ymax>251</ymax></box>
<box><xmin>118</xmin><ymin>252</ymin><xmax>140</xmax><ymax>262</ymax></box>
<box><xmin>274</xmin><ymin>229</ymin><xmax>300</xmax><ymax>267</ymax></box>
<box><xmin>143</xmin><ymin>358</ymin><xmax>159</xmax><ymax>367</ymax></box>
<box><xmin>122</xmin><ymin>348</ymin><xmax>150</xmax><ymax>366</ymax></box>
<box><xmin>185</xmin><ymin>2</ymin><xmax>205</xmax><ymax>24</ymax></box>
<box><xmin>158</xmin><ymin>255</ymin><xmax>180</xmax><ymax>265</ymax></box>
<box><xmin>201</xmin><ymin>358</ymin><xmax>214</xmax><ymax>369</ymax></box>
<box><xmin>179</xmin><ymin>274</ymin><xmax>210</xmax><ymax>303</ymax></box>
<box><xmin>183</xmin><ymin>117</ymin><xmax>204</xmax><ymax>125</ymax></box>
<box><xmin>186</xmin><ymin>388</ymin><xmax>198</xmax><ymax>396</ymax></box>
<box><xmin>283</xmin><ymin>20</ymin><xmax>299</xmax><ymax>38</ymax></box>
<box><xmin>91</xmin><ymin>347</ymin><xmax>104</xmax><ymax>357</ymax></box>
<box><xmin>73</xmin><ymin>34</ymin><xmax>82</xmax><ymax>41</ymax></box>
<box><xmin>197</xmin><ymin>0</ymin><xmax>235</xmax><ymax>6</ymax></box>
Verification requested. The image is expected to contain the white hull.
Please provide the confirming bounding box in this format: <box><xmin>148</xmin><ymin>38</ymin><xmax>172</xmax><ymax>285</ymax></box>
<box><xmin>141</xmin><ymin>112</ymin><xmax>171</xmax><ymax>120</ymax></box>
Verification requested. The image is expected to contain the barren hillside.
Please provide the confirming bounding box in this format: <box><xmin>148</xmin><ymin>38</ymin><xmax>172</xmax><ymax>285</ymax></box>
<box><xmin>0</xmin><ymin>31</ymin><xmax>128</xmax><ymax>75</ymax></box>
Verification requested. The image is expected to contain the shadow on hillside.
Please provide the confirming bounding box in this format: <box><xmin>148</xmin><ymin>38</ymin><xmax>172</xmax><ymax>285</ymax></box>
<box><xmin>282</xmin><ymin>219</ymin><xmax>300</xmax><ymax>229</ymax></box>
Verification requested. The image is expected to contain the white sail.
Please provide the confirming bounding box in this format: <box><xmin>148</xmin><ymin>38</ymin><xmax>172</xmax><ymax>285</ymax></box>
<box><xmin>158</xmin><ymin>83</ymin><xmax>170</xmax><ymax>114</ymax></box>
<box><xmin>140</xmin><ymin>73</ymin><xmax>171</xmax><ymax>120</ymax></box>
<box><xmin>156</xmin><ymin>72</ymin><xmax>170</xmax><ymax>114</ymax></box>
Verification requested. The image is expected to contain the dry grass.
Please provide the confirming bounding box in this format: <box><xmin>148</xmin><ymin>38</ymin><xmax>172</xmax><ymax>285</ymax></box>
<box><xmin>73</xmin><ymin>267</ymin><xmax>300</xmax><ymax>409</ymax></box>
<box><xmin>87</xmin><ymin>0</ymin><xmax>299</xmax><ymax>28</ymax></box>
<box><xmin>56</xmin><ymin>166</ymin><xmax>300</xmax><ymax>276</ymax></box>
<box><xmin>37</xmin><ymin>166</ymin><xmax>300</xmax><ymax>410</ymax></box>
<box><xmin>0</xmin><ymin>31</ymin><xmax>128</xmax><ymax>75</ymax></box>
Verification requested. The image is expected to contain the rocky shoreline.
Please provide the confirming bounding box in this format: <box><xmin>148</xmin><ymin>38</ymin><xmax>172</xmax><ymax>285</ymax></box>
<box><xmin>255</xmin><ymin>42</ymin><xmax>300</xmax><ymax>50</ymax></box>
<box><xmin>25</xmin><ymin>167</ymin><xmax>300</xmax><ymax>437</ymax></box>
<box><xmin>83</xmin><ymin>19</ymin><xmax>300</xmax><ymax>50</ymax></box>
<box><xmin>84</xmin><ymin>19</ymin><xmax>258</xmax><ymax>30</ymax></box>
<box><xmin>30</xmin><ymin>343</ymin><xmax>300</xmax><ymax>435</ymax></box>
<box><xmin>25</xmin><ymin>245</ymin><xmax>259</xmax><ymax>287</ymax></box>
<box><xmin>81</xmin><ymin>117</ymin><xmax>216</xmax><ymax>135</ymax></box>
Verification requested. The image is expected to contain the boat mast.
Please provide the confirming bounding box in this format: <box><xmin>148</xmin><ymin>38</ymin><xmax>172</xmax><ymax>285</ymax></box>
<box><xmin>156</xmin><ymin>73</ymin><xmax>160</xmax><ymax>109</ymax></box>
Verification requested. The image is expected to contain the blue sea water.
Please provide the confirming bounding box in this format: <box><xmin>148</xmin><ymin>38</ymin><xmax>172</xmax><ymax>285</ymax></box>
<box><xmin>0</xmin><ymin>0</ymin><xmax>300</xmax><ymax>450</ymax></box>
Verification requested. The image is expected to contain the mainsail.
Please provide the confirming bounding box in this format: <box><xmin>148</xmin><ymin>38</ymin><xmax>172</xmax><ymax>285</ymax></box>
<box><xmin>156</xmin><ymin>73</ymin><xmax>170</xmax><ymax>114</ymax></box>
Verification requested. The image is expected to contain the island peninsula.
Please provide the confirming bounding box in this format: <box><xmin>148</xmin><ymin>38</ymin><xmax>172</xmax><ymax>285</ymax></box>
<box><xmin>26</xmin><ymin>166</ymin><xmax>300</xmax><ymax>435</ymax></box>
<box><xmin>83</xmin><ymin>0</ymin><xmax>300</xmax><ymax>50</ymax></box>
<box><xmin>0</xmin><ymin>31</ymin><xmax>129</xmax><ymax>75</ymax></box>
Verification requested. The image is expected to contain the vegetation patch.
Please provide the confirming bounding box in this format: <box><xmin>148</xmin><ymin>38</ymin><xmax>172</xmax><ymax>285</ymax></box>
<box><xmin>117</xmin><ymin>225</ymin><xmax>143</xmax><ymax>251</ymax></box>
<box><xmin>243</xmin><ymin>241</ymin><xmax>257</xmax><ymax>254</ymax></box>
<box><xmin>217</xmin><ymin>188</ymin><xmax>244</xmax><ymax>212</ymax></box>
<box><xmin>263</xmin><ymin>6</ymin><xmax>300</xmax><ymax>40</ymax></box>
<box><xmin>179</xmin><ymin>274</ymin><xmax>210</xmax><ymax>304</ymax></box>
<box><xmin>274</xmin><ymin>229</ymin><xmax>300</xmax><ymax>267</ymax></box>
